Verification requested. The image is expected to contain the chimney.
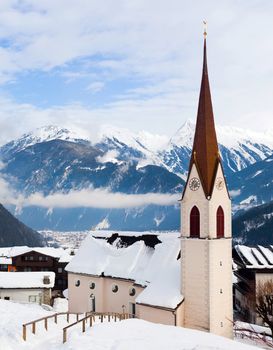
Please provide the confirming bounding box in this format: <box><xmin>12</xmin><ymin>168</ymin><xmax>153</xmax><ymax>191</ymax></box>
<box><xmin>43</xmin><ymin>275</ymin><xmax>50</xmax><ymax>285</ymax></box>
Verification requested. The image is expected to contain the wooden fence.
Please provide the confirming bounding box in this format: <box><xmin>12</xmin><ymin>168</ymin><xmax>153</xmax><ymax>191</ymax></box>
<box><xmin>22</xmin><ymin>311</ymin><xmax>135</xmax><ymax>343</ymax></box>
<box><xmin>22</xmin><ymin>312</ymin><xmax>82</xmax><ymax>341</ymax></box>
<box><xmin>63</xmin><ymin>312</ymin><xmax>135</xmax><ymax>343</ymax></box>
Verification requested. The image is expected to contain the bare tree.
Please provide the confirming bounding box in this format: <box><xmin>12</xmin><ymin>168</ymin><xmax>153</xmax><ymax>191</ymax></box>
<box><xmin>256</xmin><ymin>279</ymin><xmax>273</xmax><ymax>337</ymax></box>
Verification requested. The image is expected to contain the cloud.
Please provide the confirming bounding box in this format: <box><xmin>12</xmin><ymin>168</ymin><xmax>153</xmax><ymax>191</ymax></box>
<box><xmin>86</xmin><ymin>81</ymin><xmax>105</xmax><ymax>93</ymax></box>
<box><xmin>0</xmin><ymin>1</ymin><xmax>271</xmax><ymax>137</ymax></box>
<box><xmin>96</xmin><ymin>150</ymin><xmax>119</xmax><ymax>164</ymax></box>
<box><xmin>0</xmin><ymin>170</ymin><xmax>178</xmax><ymax>209</ymax></box>
<box><xmin>13</xmin><ymin>188</ymin><xmax>178</xmax><ymax>210</ymax></box>
<box><xmin>230</xmin><ymin>189</ymin><xmax>241</xmax><ymax>198</ymax></box>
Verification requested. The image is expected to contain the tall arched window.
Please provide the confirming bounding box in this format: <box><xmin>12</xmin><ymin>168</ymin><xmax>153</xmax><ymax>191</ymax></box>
<box><xmin>217</xmin><ymin>206</ymin><xmax>224</xmax><ymax>238</ymax></box>
<box><xmin>190</xmin><ymin>206</ymin><xmax>200</xmax><ymax>238</ymax></box>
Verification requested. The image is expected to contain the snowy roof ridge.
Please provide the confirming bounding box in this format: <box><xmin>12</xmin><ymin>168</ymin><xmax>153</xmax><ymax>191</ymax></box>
<box><xmin>0</xmin><ymin>271</ymin><xmax>55</xmax><ymax>288</ymax></box>
<box><xmin>235</xmin><ymin>244</ymin><xmax>273</xmax><ymax>269</ymax></box>
<box><xmin>0</xmin><ymin>246</ymin><xmax>72</xmax><ymax>262</ymax></box>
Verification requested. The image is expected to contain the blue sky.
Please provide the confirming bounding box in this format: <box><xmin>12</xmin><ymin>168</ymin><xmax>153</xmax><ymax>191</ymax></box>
<box><xmin>0</xmin><ymin>0</ymin><xmax>272</xmax><ymax>143</ymax></box>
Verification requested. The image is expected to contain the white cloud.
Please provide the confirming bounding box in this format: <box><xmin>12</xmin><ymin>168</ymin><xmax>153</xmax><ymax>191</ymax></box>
<box><xmin>3</xmin><ymin>187</ymin><xmax>178</xmax><ymax>210</ymax></box>
<box><xmin>96</xmin><ymin>150</ymin><xmax>119</xmax><ymax>164</ymax></box>
<box><xmin>86</xmin><ymin>81</ymin><xmax>105</xmax><ymax>93</ymax></box>
<box><xmin>0</xmin><ymin>1</ymin><xmax>271</xmax><ymax>135</ymax></box>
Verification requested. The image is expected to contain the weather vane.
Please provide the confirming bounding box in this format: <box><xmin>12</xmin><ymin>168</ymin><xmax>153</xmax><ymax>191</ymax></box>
<box><xmin>203</xmin><ymin>20</ymin><xmax>207</xmax><ymax>38</ymax></box>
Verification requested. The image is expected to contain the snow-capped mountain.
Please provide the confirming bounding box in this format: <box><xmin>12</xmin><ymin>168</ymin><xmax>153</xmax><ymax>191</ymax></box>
<box><xmin>161</xmin><ymin>120</ymin><xmax>273</xmax><ymax>179</ymax></box>
<box><xmin>1</xmin><ymin>125</ymin><xmax>89</xmax><ymax>156</ymax></box>
<box><xmin>0</xmin><ymin>121</ymin><xmax>272</xmax><ymax>231</ymax></box>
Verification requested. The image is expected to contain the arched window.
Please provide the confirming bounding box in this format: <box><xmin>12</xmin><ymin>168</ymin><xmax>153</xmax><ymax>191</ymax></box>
<box><xmin>217</xmin><ymin>206</ymin><xmax>224</xmax><ymax>238</ymax></box>
<box><xmin>190</xmin><ymin>206</ymin><xmax>200</xmax><ymax>238</ymax></box>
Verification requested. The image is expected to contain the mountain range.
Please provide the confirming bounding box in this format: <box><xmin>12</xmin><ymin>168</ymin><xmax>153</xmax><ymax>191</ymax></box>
<box><xmin>0</xmin><ymin>121</ymin><xmax>272</xmax><ymax>242</ymax></box>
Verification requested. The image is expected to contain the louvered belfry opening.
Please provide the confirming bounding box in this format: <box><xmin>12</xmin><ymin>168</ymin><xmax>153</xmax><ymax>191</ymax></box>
<box><xmin>190</xmin><ymin>206</ymin><xmax>200</xmax><ymax>238</ymax></box>
<box><xmin>216</xmin><ymin>206</ymin><xmax>224</xmax><ymax>238</ymax></box>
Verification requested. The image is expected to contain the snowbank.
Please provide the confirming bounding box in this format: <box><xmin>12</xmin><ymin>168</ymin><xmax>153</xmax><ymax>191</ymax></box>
<box><xmin>0</xmin><ymin>300</ymin><xmax>260</xmax><ymax>350</ymax></box>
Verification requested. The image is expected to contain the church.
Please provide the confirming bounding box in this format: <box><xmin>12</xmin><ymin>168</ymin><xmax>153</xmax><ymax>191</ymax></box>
<box><xmin>65</xmin><ymin>31</ymin><xmax>233</xmax><ymax>339</ymax></box>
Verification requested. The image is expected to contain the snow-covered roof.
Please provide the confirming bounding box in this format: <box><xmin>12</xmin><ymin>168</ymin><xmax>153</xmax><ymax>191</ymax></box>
<box><xmin>235</xmin><ymin>245</ymin><xmax>273</xmax><ymax>269</ymax></box>
<box><xmin>0</xmin><ymin>257</ymin><xmax>12</xmax><ymax>265</ymax></box>
<box><xmin>0</xmin><ymin>246</ymin><xmax>72</xmax><ymax>262</ymax></box>
<box><xmin>66</xmin><ymin>231</ymin><xmax>183</xmax><ymax>309</ymax></box>
<box><xmin>0</xmin><ymin>272</ymin><xmax>55</xmax><ymax>289</ymax></box>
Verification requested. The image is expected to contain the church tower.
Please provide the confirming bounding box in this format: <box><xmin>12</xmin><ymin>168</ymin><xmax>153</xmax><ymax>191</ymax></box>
<box><xmin>181</xmin><ymin>29</ymin><xmax>233</xmax><ymax>338</ymax></box>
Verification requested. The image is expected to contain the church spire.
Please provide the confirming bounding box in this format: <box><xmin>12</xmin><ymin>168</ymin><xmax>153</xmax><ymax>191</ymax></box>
<box><xmin>187</xmin><ymin>28</ymin><xmax>220</xmax><ymax>198</ymax></box>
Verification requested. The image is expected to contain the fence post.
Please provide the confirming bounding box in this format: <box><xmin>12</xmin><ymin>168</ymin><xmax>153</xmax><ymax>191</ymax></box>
<box><xmin>32</xmin><ymin>322</ymin><xmax>36</xmax><ymax>334</ymax></box>
<box><xmin>82</xmin><ymin>319</ymin><xmax>86</xmax><ymax>333</ymax></box>
<box><xmin>67</xmin><ymin>313</ymin><xmax>69</xmax><ymax>323</ymax></box>
<box><xmin>22</xmin><ymin>325</ymin><xmax>26</xmax><ymax>341</ymax></box>
<box><xmin>45</xmin><ymin>317</ymin><xmax>48</xmax><ymax>331</ymax></box>
<box><xmin>101</xmin><ymin>315</ymin><xmax>103</xmax><ymax>323</ymax></box>
<box><xmin>76</xmin><ymin>314</ymin><xmax>79</xmax><ymax>322</ymax></box>
<box><xmin>54</xmin><ymin>314</ymin><xmax>57</xmax><ymax>324</ymax></box>
<box><xmin>114</xmin><ymin>314</ymin><xmax>117</xmax><ymax>322</ymax></box>
<box><xmin>108</xmin><ymin>314</ymin><xmax>110</xmax><ymax>322</ymax></box>
<box><xmin>90</xmin><ymin>315</ymin><xmax>93</xmax><ymax>327</ymax></box>
<box><xmin>63</xmin><ymin>329</ymin><xmax>67</xmax><ymax>344</ymax></box>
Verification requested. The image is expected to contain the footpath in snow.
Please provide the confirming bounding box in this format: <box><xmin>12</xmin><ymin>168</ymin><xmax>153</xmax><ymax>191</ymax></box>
<box><xmin>0</xmin><ymin>300</ymin><xmax>263</xmax><ymax>350</ymax></box>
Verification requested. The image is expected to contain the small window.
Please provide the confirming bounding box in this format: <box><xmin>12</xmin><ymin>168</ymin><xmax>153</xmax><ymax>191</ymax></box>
<box><xmin>29</xmin><ymin>256</ymin><xmax>34</xmax><ymax>261</ymax></box>
<box><xmin>129</xmin><ymin>287</ymin><xmax>136</xmax><ymax>296</ymax></box>
<box><xmin>38</xmin><ymin>256</ymin><xmax>43</xmax><ymax>261</ymax></box>
<box><xmin>29</xmin><ymin>295</ymin><xmax>37</xmax><ymax>303</ymax></box>
<box><xmin>90</xmin><ymin>282</ymin><xmax>95</xmax><ymax>290</ymax></box>
<box><xmin>58</xmin><ymin>267</ymin><xmax>63</xmax><ymax>273</ymax></box>
<box><xmin>112</xmin><ymin>284</ymin><xmax>118</xmax><ymax>293</ymax></box>
<box><xmin>75</xmin><ymin>280</ymin><xmax>80</xmax><ymax>287</ymax></box>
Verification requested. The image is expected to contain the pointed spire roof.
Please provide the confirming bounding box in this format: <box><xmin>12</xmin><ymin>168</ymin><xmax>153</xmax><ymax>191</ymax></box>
<box><xmin>187</xmin><ymin>36</ymin><xmax>220</xmax><ymax>198</ymax></box>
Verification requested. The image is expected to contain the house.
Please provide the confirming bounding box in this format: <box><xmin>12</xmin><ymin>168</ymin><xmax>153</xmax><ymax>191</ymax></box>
<box><xmin>0</xmin><ymin>271</ymin><xmax>55</xmax><ymax>305</ymax></box>
<box><xmin>66</xmin><ymin>29</ymin><xmax>233</xmax><ymax>339</ymax></box>
<box><xmin>233</xmin><ymin>244</ymin><xmax>273</xmax><ymax>324</ymax></box>
<box><xmin>0</xmin><ymin>246</ymin><xmax>72</xmax><ymax>293</ymax></box>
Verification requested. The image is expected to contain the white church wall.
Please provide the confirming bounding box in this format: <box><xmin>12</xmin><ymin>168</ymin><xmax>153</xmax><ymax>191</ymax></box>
<box><xmin>68</xmin><ymin>272</ymin><xmax>143</xmax><ymax>314</ymax></box>
<box><xmin>137</xmin><ymin>303</ymin><xmax>175</xmax><ymax>326</ymax></box>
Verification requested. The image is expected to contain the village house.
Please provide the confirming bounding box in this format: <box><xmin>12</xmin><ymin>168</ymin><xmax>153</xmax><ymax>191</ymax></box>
<box><xmin>0</xmin><ymin>271</ymin><xmax>55</xmax><ymax>305</ymax></box>
<box><xmin>233</xmin><ymin>244</ymin><xmax>273</xmax><ymax>325</ymax></box>
<box><xmin>0</xmin><ymin>246</ymin><xmax>72</xmax><ymax>293</ymax></box>
<box><xmin>66</xmin><ymin>30</ymin><xmax>233</xmax><ymax>339</ymax></box>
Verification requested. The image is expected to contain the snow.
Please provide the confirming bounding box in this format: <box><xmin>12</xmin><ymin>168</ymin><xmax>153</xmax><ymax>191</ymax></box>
<box><xmin>66</xmin><ymin>231</ymin><xmax>183</xmax><ymax>309</ymax></box>
<box><xmin>0</xmin><ymin>272</ymin><xmax>55</xmax><ymax>288</ymax></box>
<box><xmin>0</xmin><ymin>246</ymin><xmax>72</xmax><ymax>263</ymax></box>
<box><xmin>96</xmin><ymin>150</ymin><xmax>120</xmax><ymax>164</ymax></box>
<box><xmin>235</xmin><ymin>245</ymin><xmax>273</xmax><ymax>269</ymax></box>
<box><xmin>0</xmin><ymin>257</ymin><xmax>12</xmax><ymax>265</ymax></box>
<box><xmin>5</xmin><ymin>125</ymin><xmax>88</xmax><ymax>152</ymax></box>
<box><xmin>0</xmin><ymin>300</ymin><xmax>260</xmax><ymax>350</ymax></box>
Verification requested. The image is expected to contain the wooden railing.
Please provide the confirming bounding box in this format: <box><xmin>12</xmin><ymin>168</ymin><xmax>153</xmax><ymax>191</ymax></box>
<box><xmin>62</xmin><ymin>312</ymin><xmax>135</xmax><ymax>343</ymax></box>
<box><xmin>22</xmin><ymin>312</ymin><xmax>82</xmax><ymax>341</ymax></box>
<box><xmin>22</xmin><ymin>311</ymin><xmax>136</xmax><ymax>343</ymax></box>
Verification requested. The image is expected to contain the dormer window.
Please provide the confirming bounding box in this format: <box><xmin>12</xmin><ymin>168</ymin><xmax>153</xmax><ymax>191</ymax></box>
<box><xmin>190</xmin><ymin>206</ymin><xmax>200</xmax><ymax>238</ymax></box>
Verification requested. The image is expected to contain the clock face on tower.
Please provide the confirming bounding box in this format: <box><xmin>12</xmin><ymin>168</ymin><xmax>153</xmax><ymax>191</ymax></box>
<box><xmin>216</xmin><ymin>177</ymin><xmax>224</xmax><ymax>190</ymax></box>
<box><xmin>189</xmin><ymin>177</ymin><xmax>200</xmax><ymax>191</ymax></box>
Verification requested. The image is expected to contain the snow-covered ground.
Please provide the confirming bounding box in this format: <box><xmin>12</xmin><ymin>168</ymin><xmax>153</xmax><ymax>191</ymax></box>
<box><xmin>0</xmin><ymin>300</ymin><xmax>262</xmax><ymax>350</ymax></box>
